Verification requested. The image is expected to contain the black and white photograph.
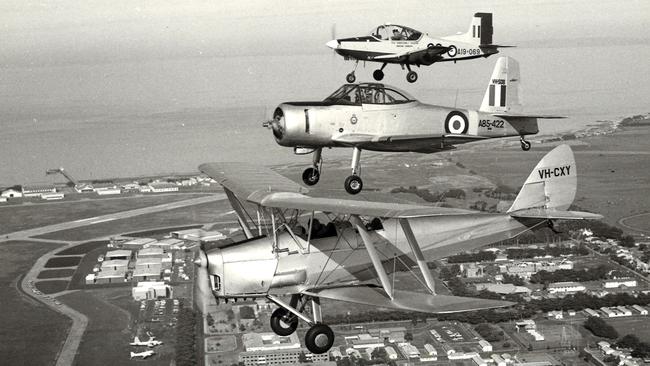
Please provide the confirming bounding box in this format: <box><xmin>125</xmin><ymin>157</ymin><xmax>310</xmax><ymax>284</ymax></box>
<box><xmin>1</xmin><ymin>1</ymin><xmax>649</xmax><ymax>365</ymax></box>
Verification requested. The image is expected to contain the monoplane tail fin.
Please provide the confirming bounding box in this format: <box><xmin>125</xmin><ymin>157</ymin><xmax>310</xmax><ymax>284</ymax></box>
<box><xmin>480</xmin><ymin>56</ymin><xmax>522</xmax><ymax>114</ymax></box>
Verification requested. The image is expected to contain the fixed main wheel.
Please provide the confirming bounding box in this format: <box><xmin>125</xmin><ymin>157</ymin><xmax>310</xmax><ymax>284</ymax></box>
<box><xmin>521</xmin><ymin>139</ymin><xmax>531</xmax><ymax>151</ymax></box>
<box><xmin>302</xmin><ymin>167</ymin><xmax>320</xmax><ymax>186</ymax></box>
<box><xmin>344</xmin><ymin>175</ymin><xmax>363</xmax><ymax>195</ymax></box>
<box><xmin>406</xmin><ymin>71</ymin><xmax>418</xmax><ymax>83</ymax></box>
<box><xmin>372</xmin><ymin>69</ymin><xmax>384</xmax><ymax>81</ymax></box>
<box><xmin>270</xmin><ymin>308</ymin><xmax>298</xmax><ymax>336</ymax></box>
<box><xmin>305</xmin><ymin>323</ymin><xmax>335</xmax><ymax>354</ymax></box>
<box><xmin>346</xmin><ymin>73</ymin><xmax>356</xmax><ymax>83</ymax></box>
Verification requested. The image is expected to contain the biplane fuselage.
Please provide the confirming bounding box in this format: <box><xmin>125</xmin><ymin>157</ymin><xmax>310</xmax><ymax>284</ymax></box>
<box><xmin>205</xmin><ymin>213</ymin><xmax>536</xmax><ymax>300</ymax></box>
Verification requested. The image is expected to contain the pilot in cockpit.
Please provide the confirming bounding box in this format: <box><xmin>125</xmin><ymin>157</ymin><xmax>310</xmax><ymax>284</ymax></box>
<box><xmin>391</xmin><ymin>29</ymin><xmax>405</xmax><ymax>40</ymax></box>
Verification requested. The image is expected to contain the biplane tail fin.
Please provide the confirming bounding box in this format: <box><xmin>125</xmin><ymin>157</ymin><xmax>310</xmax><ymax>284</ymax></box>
<box><xmin>507</xmin><ymin>144</ymin><xmax>602</xmax><ymax>220</ymax></box>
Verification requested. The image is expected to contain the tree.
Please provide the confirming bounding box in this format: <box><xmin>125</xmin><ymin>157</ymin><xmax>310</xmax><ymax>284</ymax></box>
<box><xmin>405</xmin><ymin>332</ymin><xmax>414</xmax><ymax>342</ymax></box>
<box><xmin>583</xmin><ymin>316</ymin><xmax>618</xmax><ymax>339</ymax></box>
<box><xmin>239</xmin><ymin>323</ymin><xmax>246</xmax><ymax>332</ymax></box>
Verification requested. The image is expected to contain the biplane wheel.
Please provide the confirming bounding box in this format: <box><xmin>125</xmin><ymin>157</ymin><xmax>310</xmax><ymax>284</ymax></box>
<box><xmin>372</xmin><ymin>69</ymin><xmax>384</xmax><ymax>81</ymax></box>
<box><xmin>346</xmin><ymin>73</ymin><xmax>356</xmax><ymax>83</ymax></box>
<box><xmin>520</xmin><ymin>139</ymin><xmax>531</xmax><ymax>151</ymax></box>
<box><xmin>344</xmin><ymin>175</ymin><xmax>363</xmax><ymax>195</ymax></box>
<box><xmin>302</xmin><ymin>167</ymin><xmax>320</xmax><ymax>186</ymax></box>
<box><xmin>270</xmin><ymin>308</ymin><xmax>299</xmax><ymax>336</ymax></box>
<box><xmin>305</xmin><ymin>323</ymin><xmax>334</xmax><ymax>354</ymax></box>
<box><xmin>406</xmin><ymin>71</ymin><xmax>418</xmax><ymax>83</ymax></box>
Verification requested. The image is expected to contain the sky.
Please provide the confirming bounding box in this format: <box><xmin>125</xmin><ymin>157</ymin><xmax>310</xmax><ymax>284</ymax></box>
<box><xmin>0</xmin><ymin>0</ymin><xmax>649</xmax><ymax>185</ymax></box>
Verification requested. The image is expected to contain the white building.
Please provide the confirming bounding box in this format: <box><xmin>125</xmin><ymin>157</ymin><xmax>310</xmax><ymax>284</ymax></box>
<box><xmin>148</xmin><ymin>182</ymin><xmax>179</xmax><ymax>193</ymax></box>
<box><xmin>132</xmin><ymin>281</ymin><xmax>172</xmax><ymax>300</ymax></box>
<box><xmin>604</xmin><ymin>279</ymin><xmax>637</xmax><ymax>288</ymax></box>
<box><xmin>1</xmin><ymin>188</ymin><xmax>23</xmax><ymax>198</ymax></box>
<box><xmin>22</xmin><ymin>184</ymin><xmax>56</xmax><ymax>198</ymax></box>
<box><xmin>584</xmin><ymin>308</ymin><xmax>600</xmax><ymax>317</ymax></box>
<box><xmin>397</xmin><ymin>343</ymin><xmax>420</xmax><ymax>359</ymax></box>
<box><xmin>472</xmin><ymin>355</ymin><xmax>487</xmax><ymax>366</ymax></box>
<box><xmin>491</xmin><ymin>354</ymin><xmax>506</xmax><ymax>366</ymax></box>
<box><xmin>41</xmin><ymin>192</ymin><xmax>65</xmax><ymax>200</ymax></box>
<box><xmin>105</xmin><ymin>249</ymin><xmax>132</xmax><ymax>260</ymax></box>
<box><xmin>547</xmin><ymin>310</ymin><xmax>563</xmax><ymax>319</ymax></box>
<box><xmin>478</xmin><ymin>340</ymin><xmax>492</xmax><ymax>352</ymax></box>
<box><xmin>547</xmin><ymin>281</ymin><xmax>586</xmax><ymax>294</ymax></box>
<box><xmin>632</xmin><ymin>305</ymin><xmax>648</xmax><ymax>315</ymax></box>
<box><xmin>385</xmin><ymin>346</ymin><xmax>398</xmax><ymax>360</ymax></box>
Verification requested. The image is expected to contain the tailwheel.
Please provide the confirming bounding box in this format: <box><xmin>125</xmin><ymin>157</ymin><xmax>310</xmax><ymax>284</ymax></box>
<box><xmin>520</xmin><ymin>137</ymin><xmax>531</xmax><ymax>151</ymax></box>
<box><xmin>372</xmin><ymin>69</ymin><xmax>384</xmax><ymax>81</ymax></box>
<box><xmin>406</xmin><ymin>71</ymin><xmax>418</xmax><ymax>83</ymax></box>
<box><xmin>305</xmin><ymin>323</ymin><xmax>335</xmax><ymax>354</ymax></box>
<box><xmin>346</xmin><ymin>72</ymin><xmax>356</xmax><ymax>83</ymax></box>
<box><xmin>302</xmin><ymin>167</ymin><xmax>320</xmax><ymax>186</ymax></box>
<box><xmin>344</xmin><ymin>175</ymin><xmax>363</xmax><ymax>195</ymax></box>
<box><xmin>270</xmin><ymin>308</ymin><xmax>299</xmax><ymax>336</ymax></box>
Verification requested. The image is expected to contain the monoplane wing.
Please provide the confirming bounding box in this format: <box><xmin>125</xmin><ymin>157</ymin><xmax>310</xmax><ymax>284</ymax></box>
<box><xmin>372</xmin><ymin>45</ymin><xmax>449</xmax><ymax>61</ymax></box>
<box><xmin>333</xmin><ymin>133</ymin><xmax>486</xmax><ymax>149</ymax></box>
<box><xmin>493</xmin><ymin>113</ymin><xmax>566</xmax><ymax>119</ymax></box>
<box><xmin>302</xmin><ymin>285</ymin><xmax>514</xmax><ymax>314</ymax></box>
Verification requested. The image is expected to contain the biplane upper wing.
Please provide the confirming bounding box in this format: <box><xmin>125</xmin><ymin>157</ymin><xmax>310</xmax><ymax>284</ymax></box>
<box><xmin>301</xmin><ymin>285</ymin><xmax>514</xmax><ymax>314</ymax></box>
<box><xmin>200</xmin><ymin>162</ymin><xmax>472</xmax><ymax>218</ymax></box>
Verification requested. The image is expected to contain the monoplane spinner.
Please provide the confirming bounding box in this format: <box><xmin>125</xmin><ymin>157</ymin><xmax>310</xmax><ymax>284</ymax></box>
<box><xmin>264</xmin><ymin>57</ymin><xmax>564</xmax><ymax>194</ymax></box>
<box><xmin>195</xmin><ymin>145</ymin><xmax>601</xmax><ymax>355</ymax></box>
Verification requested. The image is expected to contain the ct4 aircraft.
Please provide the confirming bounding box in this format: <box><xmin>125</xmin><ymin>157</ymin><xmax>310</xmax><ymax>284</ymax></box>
<box><xmin>327</xmin><ymin>13</ymin><xmax>512</xmax><ymax>83</ymax></box>
<box><xmin>195</xmin><ymin>144</ymin><xmax>601</xmax><ymax>355</ymax></box>
<box><xmin>264</xmin><ymin>56</ymin><xmax>563</xmax><ymax>194</ymax></box>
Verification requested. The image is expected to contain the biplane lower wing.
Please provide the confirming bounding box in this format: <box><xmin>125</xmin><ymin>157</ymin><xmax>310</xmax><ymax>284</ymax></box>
<box><xmin>302</xmin><ymin>285</ymin><xmax>514</xmax><ymax>314</ymax></box>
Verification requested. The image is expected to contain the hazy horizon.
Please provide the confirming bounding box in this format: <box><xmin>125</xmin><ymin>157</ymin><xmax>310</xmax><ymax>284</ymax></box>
<box><xmin>1</xmin><ymin>0</ymin><xmax>649</xmax><ymax>186</ymax></box>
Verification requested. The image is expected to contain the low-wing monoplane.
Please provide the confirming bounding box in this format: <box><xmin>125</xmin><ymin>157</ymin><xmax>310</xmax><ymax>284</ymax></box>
<box><xmin>130</xmin><ymin>335</ymin><xmax>162</xmax><ymax>347</ymax></box>
<box><xmin>264</xmin><ymin>56</ymin><xmax>563</xmax><ymax>194</ymax></box>
<box><xmin>195</xmin><ymin>145</ymin><xmax>601</xmax><ymax>355</ymax></box>
<box><xmin>130</xmin><ymin>350</ymin><xmax>154</xmax><ymax>359</ymax></box>
<box><xmin>327</xmin><ymin>13</ymin><xmax>512</xmax><ymax>83</ymax></box>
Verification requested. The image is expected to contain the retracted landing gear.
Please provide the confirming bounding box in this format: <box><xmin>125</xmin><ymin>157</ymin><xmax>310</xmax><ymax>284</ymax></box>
<box><xmin>373</xmin><ymin>63</ymin><xmax>387</xmax><ymax>81</ymax></box>
<box><xmin>267</xmin><ymin>294</ymin><xmax>335</xmax><ymax>354</ymax></box>
<box><xmin>301</xmin><ymin>148</ymin><xmax>322</xmax><ymax>186</ymax></box>
<box><xmin>520</xmin><ymin>136</ymin><xmax>531</xmax><ymax>151</ymax></box>
<box><xmin>344</xmin><ymin>147</ymin><xmax>363</xmax><ymax>195</ymax></box>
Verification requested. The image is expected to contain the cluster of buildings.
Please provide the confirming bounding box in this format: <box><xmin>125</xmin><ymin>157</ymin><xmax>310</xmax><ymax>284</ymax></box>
<box><xmin>0</xmin><ymin>175</ymin><xmax>216</xmax><ymax>202</ymax></box>
<box><xmin>238</xmin><ymin>333</ymin><xmax>330</xmax><ymax>366</ymax></box>
<box><xmin>594</xmin><ymin>341</ymin><xmax>642</xmax><ymax>366</ymax></box>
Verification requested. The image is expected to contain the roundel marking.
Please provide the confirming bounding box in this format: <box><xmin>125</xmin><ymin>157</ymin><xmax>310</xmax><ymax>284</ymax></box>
<box><xmin>350</xmin><ymin>115</ymin><xmax>358</xmax><ymax>124</ymax></box>
<box><xmin>445</xmin><ymin>111</ymin><xmax>468</xmax><ymax>134</ymax></box>
<box><xmin>447</xmin><ymin>45</ymin><xmax>457</xmax><ymax>57</ymax></box>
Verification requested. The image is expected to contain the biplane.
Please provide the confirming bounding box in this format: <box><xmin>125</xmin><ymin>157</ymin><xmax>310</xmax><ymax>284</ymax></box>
<box><xmin>195</xmin><ymin>145</ymin><xmax>601</xmax><ymax>354</ymax></box>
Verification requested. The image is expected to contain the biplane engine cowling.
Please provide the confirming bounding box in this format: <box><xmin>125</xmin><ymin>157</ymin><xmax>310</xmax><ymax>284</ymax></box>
<box><xmin>205</xmin><ymin>237</ymin><xmax>279</xmax><ymax>298</ymax></box>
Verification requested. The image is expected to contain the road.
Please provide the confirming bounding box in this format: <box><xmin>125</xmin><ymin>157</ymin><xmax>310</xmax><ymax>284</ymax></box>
<box><xmin>8</xmin><ymin>193</ymin><xmax>228</xmax><ymax>366</ymax></box>
<box><xmin>618</xmin><ymin>212</ymin><xmax>650</xmax><ymax>235</ymax></box>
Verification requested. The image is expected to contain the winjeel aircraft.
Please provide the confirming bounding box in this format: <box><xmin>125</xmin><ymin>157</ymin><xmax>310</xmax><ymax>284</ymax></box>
<box><xmin>264</xmin><ymin>56</ymin><xmax>563</xmax><ymax>194</ymax></box>
<box><xmin>195</xmin><ymin>145</ymin><xmax>601</xmax><ymax>355</ymax></box>
<box><xmin>130</xmin><ymin>350</ymin><xmax>154</xmax><ymax>359</ymax></box>
<box><xmin>130</xmin><ymin>335</ymin><xmax>162</xmax><ymax>347</ymax></box>
<box><xmin>327</xmin><ymin>13</ymin><xmax>512</xmax><ymax>83</ymax></box>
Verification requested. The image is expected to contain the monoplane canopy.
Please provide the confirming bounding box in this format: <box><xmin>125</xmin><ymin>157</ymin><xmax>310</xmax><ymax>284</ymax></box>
<box><xmin>323</xmin><ymin>83</ymin><xmax>415</xmax><ymax>105</ymax></box>
<box><xmin>371</xmin><ymin>24</ymin><xmax>423</xmax><ymax>41</ymax></box>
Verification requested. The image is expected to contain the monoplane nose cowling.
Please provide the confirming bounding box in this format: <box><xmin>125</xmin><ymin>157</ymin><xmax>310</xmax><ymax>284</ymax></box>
<box><xmin>271</xmin><ymin>107</ymin><xmax>285</xmax><ymax>142</ymax></box>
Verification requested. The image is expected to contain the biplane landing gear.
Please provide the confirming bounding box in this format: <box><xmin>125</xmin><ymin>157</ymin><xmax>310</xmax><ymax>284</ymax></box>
<box><xmin>344</xmin><ymin>147</ymin><xmax>363</xmax><ymax>195</ymax></box>
<box><xmin>301</xmin><ymin>148</ymin><xmax>322</xmax><ymax>186</ymax></box>
<box><xmin>305</xmin><ymin>324</ymin><xmax>335</xmax><ymax>354</ymax></box>
<box><xmin>373</xmin><ymin>63</ymin><xmax>387</xmax><ymax>81</ymax></box>
<box><xmin>520</xmin><ymin>136</ymin><xmax>531</xmax><ymax>151</ymax></box>
<box><xmin>270</xmin><ymin>308</ymin><xmax>299</xmax><ymax>336</ymax></box>
<box><xmin>405</xmin><ymin>64</ymin><xmax>418</xmax><ymax>83</ymax></box>
<box><xmin>267</xmin><ymin>294</ymin><xmax>335</xmax><ymax>354</ymax></box>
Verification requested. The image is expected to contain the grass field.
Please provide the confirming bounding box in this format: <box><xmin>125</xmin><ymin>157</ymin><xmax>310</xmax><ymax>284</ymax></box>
<box><xmin>607</xmin><ymin>317</ymin><xmax>650</xmax><ymax>342</ymax></box>
<box><xmin>36</xmin><ymin>280</ymin><xmax>70</xmax><ymax>294</ymax></box>
<box><xmin>34</xmin><ymin>199</ymin><xmax>233</xmax><ymax>241</ymax></box>
<box><xmin>44</xmin><ymin>256</ymin><xmax>81</xmax><ymax>268</ymax></box>
<box><xmin>59</xmin><ymin>289</ymin><xmax>136</xmax><ymax>366</ymax></box>
<box><xmin>0</xmin><ymin>193</ymin><xmax>209</xmax><ymax>235</ymax></box>
<box><xmin>37</xmin><ymin>269</ymin><xmax>75</xmax><ymax>279</ymax></box>
<box><xmin>0</xmin><ymin>240</ymin><xmax>70</xmax><ymax>365</ymax></box>
<box><xmin>56</xmin><ymin>240</ymin><xmax>108</xmax><ymax>255</ymax></box>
